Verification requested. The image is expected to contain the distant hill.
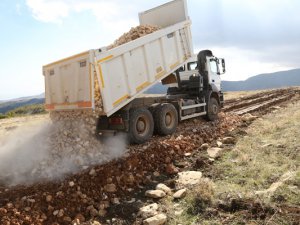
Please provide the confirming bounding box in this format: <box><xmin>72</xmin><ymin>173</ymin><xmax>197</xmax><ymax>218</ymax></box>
<box><xmin>0</xmin><ymin>94</ymin><xmax>45</xmax><ymax>114</ymax></box>
<box><xmin>145</xmin><ymin>69</ymin><xmax>300</xmax><ymax>93</ymax></box>
<box><xmin>222</xmin><ymin>69</ymin><xmax>300</xmax><ymax>91</ymax></box>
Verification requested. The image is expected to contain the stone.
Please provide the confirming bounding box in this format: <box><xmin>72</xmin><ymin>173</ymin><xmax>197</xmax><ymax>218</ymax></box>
<box><xmin>222</xmin><ymin>137</ymin><xmax>235</xmax><ymax>144</ymax></box>
<box><xmin>139</xmin><ymin>203</ymin><xmax>159</xmax><ymax>219</ymax></box>
<box><xmin>173</xmin><ymin>189</ymin><xmax>187</xmax><ymax>199</ymax></box>
<box><xmin>63</xmin><ymin>217</ymin><xmax>72</xmax><ymax>222</ymax></box>
<box><xmin>24</xmin><ymin>207</ymin><xmax>31</xmax><ymax>212</ymax></box>
<box><xmin>145</xmin><ymin>190</ymin><xmax>166</xmax><ymax>199</ymax></box>
<box><xmin>74</xmin><ymin>213</ymin><xmax>85</xmax><ymax>222</ymax></box>
<box><xmin>207</xmin><ymin>147</ymin><xmax>222</xmax><ymax>158</ymax></box>
<box><xmin>69</xmin><ymin>181</ymin><xmax>75</xmax><ymax>187</ymax></box>
<box><xmin>57</xmin><ymin>209</ymin><xmax>64</xmax><ymax>217</ymax></box>
<box><xmin>165</xmin><ymin>163</ymin><xmax>179</xmax><ymax>175</ymax></box>
<box><xmin>104</xmin><ymin>183</ymin><xmax>117</xmax><ymax>193</ymax></box>
<box><xmin>143</xmin><ymin>213</ymin><xmax>167</xmax><ymax>225</ymax></box>
<box><xmin>216</xmin><ymin>141</ymin><xmax>223</xmax><ymax>147</ymax></box>
<box><xmin>46</xmin><ymin>195</ymin><xmax>53</xmax><ymax>202</ymax></box>
<box><xmin>174</xmin><ymin>210</ymin><xmax>183</xmax><ymax>216</ymax></box>
<box><xmin>89</xmin><ymin>168</ymin><xmax>96</xmax><ymax>176</ymax></box>
<box><xmin>156</xmin><ymin>184</ymin><xmax>172</xmax><ymax>194</ymax></box>
<box><xmin>91</xmin><ymin>221</ymin><xmax>102</xmax><ymax>225</ymax></box>
<box><xmin>242</xmin><ymin>113</ymin><xmax>257</xmax><ymax>122</ymax></box>
<box><xmin>53</xmin><ymin>210</ymin><xmax>59</xmax><ymax>216</ymax></box>
<box><xmin>177</xmin><ymin>171</ymin><xmax>202</xmax><ymax>186</ymax></box>
<box><xmin>153</xmin><ymin>171</ymin><xmax>160</xmax><ymax>177</ymax></box>
<box><xmin>200</xmin><ymin>143</ymin><xmax>209</xmax><ymax>150</ymax></box>
<box><xmin>98</xmin><ymin>209</ymin><xmax>107</xmax><ymax>217</ymax></box>
<box><xmin>112</xmin><ymin>198</ymin><xmax>120</xmax><ymax>205</ymax></box>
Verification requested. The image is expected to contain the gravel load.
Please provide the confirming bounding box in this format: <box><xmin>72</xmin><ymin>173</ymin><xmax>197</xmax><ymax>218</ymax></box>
<box><xmin>107</xmin><ymin>25</ymin><xmax>160</xmax><ymax>49</ymax></box>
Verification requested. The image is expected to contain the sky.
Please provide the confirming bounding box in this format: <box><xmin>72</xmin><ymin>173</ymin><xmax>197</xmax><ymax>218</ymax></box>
<box><xmin>0</xmin><ymin>0</ymin><xmax>299</xmax><ymax>100</ymax></box>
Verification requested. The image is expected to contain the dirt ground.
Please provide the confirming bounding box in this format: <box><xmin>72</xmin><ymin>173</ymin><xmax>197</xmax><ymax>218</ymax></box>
<box><xmin>0</xmin><ymin>88</ymin><xmax>299</xmax><ymax>225</ymax></box>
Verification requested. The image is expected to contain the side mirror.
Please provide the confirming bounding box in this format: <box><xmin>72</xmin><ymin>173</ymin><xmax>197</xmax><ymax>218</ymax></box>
<box><xmin>221</xmin><ymin>59</ymin><xmax>226</xmax><ymax>73</ymax></box>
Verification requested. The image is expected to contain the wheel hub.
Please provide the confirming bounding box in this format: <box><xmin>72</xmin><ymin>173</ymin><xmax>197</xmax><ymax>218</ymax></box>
<box><xmin>136</xmin><ymin>118</ymin><xmax>146</xmax><ymax>133</ymax></box>
<box><xmin>165</xmin><ymin>113</ymin><xmax>172</xmax><ymax>127</ymax></box>
<box><xmin>212</xmin><ymin>104</ymin><xmax>218</xmax><ymax>114</ymax></box>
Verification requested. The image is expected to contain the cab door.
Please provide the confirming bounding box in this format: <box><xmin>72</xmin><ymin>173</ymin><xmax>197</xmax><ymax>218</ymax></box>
<box><xmin>207</xmin><ymin>56</ymin><xmax>221</xmax><ymax>91</ymax></box>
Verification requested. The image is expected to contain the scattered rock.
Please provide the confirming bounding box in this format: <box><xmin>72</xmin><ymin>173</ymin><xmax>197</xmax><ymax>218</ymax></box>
<box><xmin>69</xmin><ymin>181</ymin><xmax>75</xmax><ymax>187</ymax></box>
<box><xmin>222</xmin><ymin>137</ymin><xmax>235</xmax><ymax>144</ymax></box>
<box><xmin>156</xmin><ymin>184</ymin><xmax>172</xmax><ymax>194</ymax></box>
<box><xmin>89</xmin><ymin>169</ymin><xmax>96</xmax><ymax>176</ymax></box>
<box><xmin>24</xmin><ymin>207</ymin><xmax>31</xmax><ymax>212</ymax></box>
<box><xmin>177</xmin><ymin>171</ymin><xmax>202</xmax><ymax>187</ymax></box>
<box><xmin>200</xmin><ymin>143</ymin><xmax>209</xmax><ymax>150</ymax></box>
<box><xmin>216</xmin><ymin>141</ymin><xmax>223</xmax><ymax>147</ymax></box>
<box><xmin>139</xmin><ymin>203</ymin><xmax>159</xmax><ymax>219</ymax></box>
<box><xmin>74</xmin><ymin>213</ymin><xmax>85</xmax><ymax>222</ymax></box>
<box><xmin>98</xmin><ymin>209</ymin><xmax>107</xmax><ymax>217</ymax></box>
<box><xmin>57</xmin><ymin>209</ymin><xmax>64</xmax><ymax>217</ymax></box>
<box><xmin>104</xmin><ymin>184</ymin><xmax>117</xmax><ymax>193</ymax></box>
<box><xmin>143</xmin><ymin>213</ymin><xmax>167</xmax><ymax>225</ymax></box>
<box><xmin>207</xmin><ymin>147</ymin><xmax>222</xmax><ymax>158</ymax></box>
<box><xmin>165</xmin><ymin>163</ymin><xmax>179</xmax><ymax>175</ymax></box>
<box><xmin>63</xmin><ymin>216</ymin><xmax>72</xmax><ymax>222</ymax></box>
<box><xmin>145</xmin><ymin>190</ymin><xmax>166</xmax><ymax>199</ymax></box>
<box><xmin>112</xmin><ymin>198</ymin><xmax>120</xmax><ymax>205</ymax></box>
<box><xmin>46</xmin><ymin>195</ymin><xmax>53</xmax><ymax>202</ymax></box>
<box><xmin>153</xmin><ymin>171</ymin><xmax>160</xmax><ymax>177</ymax></box>
<box><xmin>174</xmin><ymin>210</ymin><xmax>184</xmax><ymax>216</ymax></box>
<box><xmin>242</xmin><ymin>113</ymin><xmax>257</xmax><ymax>122</ymax></box>
<box><xmin>173</xmin><ymin>188</ymin><xmax>187</xmax><ymax>199</ymax></box>
<box><xmin>53</xmin><ymin>210</ymin><xmax>59</xmax><ymax>216</ymax></box>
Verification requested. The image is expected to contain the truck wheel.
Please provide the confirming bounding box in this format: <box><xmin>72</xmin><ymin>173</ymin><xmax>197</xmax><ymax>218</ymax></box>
<box><xmin>154</xmin><ymin>104</ymin><xmax>178</xmax><ymax>135</ymax></box>
<box><xmin>129</xmin><ymin>108</ymin><xmax>154</xmax><ymax>144</ymax></box>
<box><xmin>206</xmin><ymin>97</ymin><xmax>219</xmax><ymax>121</ymax></box>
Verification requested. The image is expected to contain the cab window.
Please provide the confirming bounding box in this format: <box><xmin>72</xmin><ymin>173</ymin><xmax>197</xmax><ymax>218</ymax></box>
<box><xmin>209</xmin><ymin>59</ymin><xmax>218</xmax><ymax>73</ymax></box>
<box><xmin>187</xmin><ymin>62</ymin><xmax>198</xmax><ymax>71</ymax></box>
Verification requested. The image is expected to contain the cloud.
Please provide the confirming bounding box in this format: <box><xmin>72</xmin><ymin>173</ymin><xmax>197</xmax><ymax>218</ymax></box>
<box><xmin>190</xmin><ymin>0</ymin><xmax>300</xmax><ymax>71</ymax></box>
<box><xmin>25</xmin><ymin>0</ymin><xmax>137</xmax><ymax>24</ymax></box>
<box><xmin>26</xmin><ymin>0</ymin><xmax>70</xmax><ymax>23</ymax></box>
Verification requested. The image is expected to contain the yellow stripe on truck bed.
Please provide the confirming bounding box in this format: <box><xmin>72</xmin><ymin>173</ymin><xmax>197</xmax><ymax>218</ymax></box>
<box><xmin>113</xmin><ymin>94</ymin><xmax>129</xmax><ymax>107</ymax></box>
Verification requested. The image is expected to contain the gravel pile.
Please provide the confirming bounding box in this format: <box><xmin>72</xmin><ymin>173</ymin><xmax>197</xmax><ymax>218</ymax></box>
<box><xmin>107</xmin><ymin>25</ymin><xmax>160</xmax><ymax>49</ymax></box>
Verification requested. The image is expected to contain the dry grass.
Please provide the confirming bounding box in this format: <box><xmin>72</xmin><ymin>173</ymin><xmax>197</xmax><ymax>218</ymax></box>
<box><xmin>172</xmin><ymin>100</ymin><xmax>300</xmax><ymax>224</ymax></box>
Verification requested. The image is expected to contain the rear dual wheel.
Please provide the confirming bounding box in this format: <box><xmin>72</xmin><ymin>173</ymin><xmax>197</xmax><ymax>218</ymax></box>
<box><xmin>129</xmin><ymin>108</ymin><xmax>154</xmax><ymax>144</ymax></box>
<box><xmin>128</xmin><ymin>104</ymin><xmax>178</xmax><ymax>144</ymax></box>
<box><xmin>154</xmin><ymin>104</ymin><xmax>178</xmax><ymax>135</ymax></box>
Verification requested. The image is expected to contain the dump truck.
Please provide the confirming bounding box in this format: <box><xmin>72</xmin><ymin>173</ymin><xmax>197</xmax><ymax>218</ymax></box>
<box><xmin>43</xmin><ymin>0</ymin><xmax>226</xmax><ymax>144</ymax></box>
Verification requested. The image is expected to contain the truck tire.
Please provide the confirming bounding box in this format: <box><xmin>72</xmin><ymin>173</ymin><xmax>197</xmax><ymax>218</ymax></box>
<box><xmin>154</xmin><ymin>103</ymin><xmax>178</xmax><ymax>135</ymax></box>
<box><xmin>206</xmin><ymin>97</ymin><xmax>219</xmax><ymax>121</ymax></box>
<box><xmin>129</xmin><ymin>108</ymin><xmax>154</xmax><ymax>144</ymax></box>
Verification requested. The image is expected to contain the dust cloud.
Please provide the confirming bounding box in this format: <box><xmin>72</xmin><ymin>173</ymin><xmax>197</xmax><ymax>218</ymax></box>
<box><xmin>0</xmin><ymin>119</ymin><xmax>127</xmax><ymax>187</ymax></box>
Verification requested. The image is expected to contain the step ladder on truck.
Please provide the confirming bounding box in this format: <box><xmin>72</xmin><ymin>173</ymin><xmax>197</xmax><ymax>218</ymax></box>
<box><xmin>43</xmin><ymin>0</ymin><xmax>226</xmax><ymax>144</ymax></box>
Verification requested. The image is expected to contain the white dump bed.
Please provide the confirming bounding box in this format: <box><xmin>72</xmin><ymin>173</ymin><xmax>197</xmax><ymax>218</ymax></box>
<box><xmin>43</xmin><ymin>0</ymin><xmax>193</xmax><ymax>116</ymax></box>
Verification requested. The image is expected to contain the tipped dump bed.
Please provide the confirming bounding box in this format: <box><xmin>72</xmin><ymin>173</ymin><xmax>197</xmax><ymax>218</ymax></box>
<box><xmin>43</xmin><ymin>0</ymin><xmax>193</xmax><ymax>117</ymax></box>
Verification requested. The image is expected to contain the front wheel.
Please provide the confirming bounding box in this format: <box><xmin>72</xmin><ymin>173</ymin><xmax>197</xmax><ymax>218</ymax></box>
<box><xmin>129</xmin><ymin>108</ymin><xmax>154</xmax><ymax>144</ymax></box>
<box><xmin>206</xmin><ymin>97</ymin><xmax>220</xmax><ymax>121</ymax></box>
